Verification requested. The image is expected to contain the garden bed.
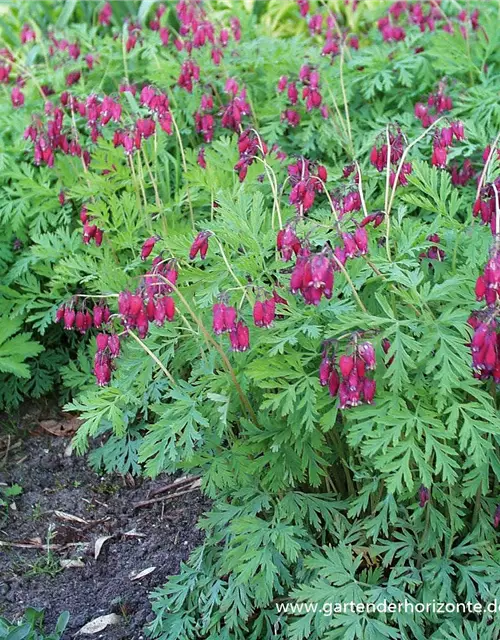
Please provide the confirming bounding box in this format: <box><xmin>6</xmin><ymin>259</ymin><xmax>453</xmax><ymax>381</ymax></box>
<box><xmin>0</xmin><ymin>415</ymin><xmax>209</xmax><ymax>639</ymax></box>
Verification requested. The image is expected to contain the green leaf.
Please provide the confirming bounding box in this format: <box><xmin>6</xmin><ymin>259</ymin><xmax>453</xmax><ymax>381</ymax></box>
<box><xmin>0</xmin><ymin>318</ymin><xmax>43</xmax><ymax>378</ymax></box>
<box><xmin>138</xmin><ymin>0</ymin><xmax>157</xmax><ymax>24</ymax></box>
<box><xmin>56</xmin><ymin>0</ymin><xmax>77</xmax><ymax>28</ymax></box>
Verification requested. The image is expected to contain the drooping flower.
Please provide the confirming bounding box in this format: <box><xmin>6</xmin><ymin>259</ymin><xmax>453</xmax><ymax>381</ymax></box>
<box><xmin>141</xmin><ymin>236</ymin><xmax>158</xmax><ymax>260</ymax></box>
<box><xmin>189</xmin><ymin>231</ymin><xmax>211</xmax><ymax>260</ymax></box>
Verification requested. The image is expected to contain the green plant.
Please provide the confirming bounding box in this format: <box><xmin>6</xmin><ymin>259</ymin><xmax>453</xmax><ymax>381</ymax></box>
<box><xmin>1</xmin><ymin>0</ymin><xmax>500</xmax><ymax>639</ymax></box>
<box><xmin>24</xmin><ymin>527</ymin><xmax>62</xmax><ymax>578</ymax></box>
<box><xmin>0</xmin><ymin>608</ymin><xmax>68</xmax><ymax>640</ymax></box>
<box><xmin>0</xmin><ymin>483</ymin><xmax>22</xmax><ymax>525</ymax></box>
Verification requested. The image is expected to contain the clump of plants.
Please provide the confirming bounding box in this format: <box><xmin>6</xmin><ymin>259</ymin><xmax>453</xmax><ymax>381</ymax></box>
<box><xmin>1</xmin><ymin>0</ymin><xmax>500</xmax><ymax>638</ymax></box>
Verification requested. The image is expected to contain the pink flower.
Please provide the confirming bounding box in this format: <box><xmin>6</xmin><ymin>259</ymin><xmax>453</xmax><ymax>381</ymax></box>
<box><xmin>141</xmin><ymin>236</ymin><xmax>158</xmax><ymax>260</ymax></box>
<box><xmin>98</xmin><ymin>2</ymin><xmax>112</xmax><ymax>26</ymax></box>
<box><xmin>11</xmin><ymin>86</ymin><xmax>24</xmax><ymax>107</ymax></box>
<box><xmin>319</xmin><ymin>356</ymin><xmax>332</xmax><ymax>386</ymax></box>
<box><xmin>431</xmin><ymin>145</ymin><xmax>447</xmax><ymax>168</ymax></box>
<box><xmin>189</xmin><ymin>231</ymin><xmax>211</xmax><ymax>260</ymax></box>
<box><xmin>230</xmin><ymin>321</ymin><xmax>250</xmax><ymax>352</ymax></box>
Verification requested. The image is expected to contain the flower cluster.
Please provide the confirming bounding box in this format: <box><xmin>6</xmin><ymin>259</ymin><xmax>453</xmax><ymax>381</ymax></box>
<box><xmin>98</xmin><ymin>2</ymin><xmax>112</xmax><ymax>26</ymax></box>
<box><xmin>419</xmin><ymin>234</ymin><xmax>445</xmax><ymax>262</ymax></box>
<box><xmin>418</xmin><ymin>485</ymin><xmax>430</xmax><ymax>508</ymax></box>
<box><xmin>377</xmin><ymin>14</ymin><xmax>406</xmax><ymax>42</ymax></box>
<box><xmin>139</xmin><ymin>85</ymin><xmax>173</xmax><ymax>135</ymax></box>
<box><xmin>0</xmin><ymin>48</ymin><xmax>12</xmax><ymax>83</ymax></box>
<box><xmin>299</xmin><ymin>65</ymin><xmax>323</xmax><ymax>112</ymax></box>
<box><xmin>220</xmin><ymin>78</ymin><xmax>251</xmax><ymax>131</ymax></box>
<box><xmin>189</xmin><ymin>231</ymin><xmax>211</xmax><ymax>260</ymax></box>
<box><xmin>469</xmin><ymin>170</ymin><xmax>499</xmax><ymax>383</ymax></box>
<box><xmin>475</xmin><ymin>247</ymin><xmax>500</xmax><ymax>307</ymax></box>
<box><xmin>288</xmin><ymin>157</ymin><xmax>327</xmax><ymax>214</ymax></box>
<box><xmin>333</xmin><ymin>189</ymin><xmax>362</xmax><ymax>218</ymax></box>
<box><xmin>360</xmin><ymin>211</ymin><xmax>384</xmax><ymax>229</ymax></box>
<box><xmin>24</xmin><ymin>104</ymin><xmax>89</xmax><ymax>169</ymax></box>
<box><xmin>23</xmin><ymin>89</ymin><xmax>128</xmax><ymax>167</ymax></box>
<box><xmin>431</xmin><ymin>122</ymin><xmax>464</xmax><ymax>169</ymax></box>
<box><xmin>319</xmin><ymin>338</ymin><xmax>377</xmax><ymax>408</ymax></box>
<box><xmin>277</xmin><ymin>224</ymin><xmax>301</xmax><ymax>261</ymax></box>
<box><xmin>195</xmin><ymin>93</ymin><xmax>215</xmax><ymax>143</ymax></box>
<box><xmin>253</xmin><ymin>297</ymin><xmax>276</xmax><ymax>328</ymax></box>
<box><xmin>320</xmin><ymin>18</ymin><xmax>359</xmax><ymax>57</ymax></box>
<box><xmin>178</xmin><ymin>59</ymin><xmax>200</xmax><ymax>93</ymax></box>
<box><xmin>290</xmin><ymin>248</ymin><xmax>334</xmax><ymax>305</ymax></box>
<box><xmin>234</xmin><ymin>129</ymin><xmax>267</xmax><ymax>182</ymax></box>
<box><xmin>473</xmin><ymin>177</ymin><xmax>500</xmax><ymax>234</ymax></box>
<box><xmin>370</xmin><ymin>126</ymin><xmax>412</xmax><ymax>187</ymax></box>
<box><xmin>212</xmin><ymin>301</ymin><xmax>250</xmax><ymax>352</ymax></box>
<box><xmin>118</xmin><ymin>288</ymin><xmax>175</xmax><ymax>339</ymax></box>
<box><xmin>296</xmin><ymin>0</ymin><xmax>309</xmax><ymax>16</ymax></box>
<box><xmin>414</xmin><ymin>84</ymin><xmax>453</xmax><ymax>128</ymax></box>
<box><xmin>283</xmin><ymin>217</ymin><xmax>368</xmax><ymax>306</ymax></box>
<box><xmin>468</xmin><ymin>313</ymin><xmax>499</xmax><ymax>383</ymax></box>
<box><xmin>379</xmin><ymin>2</ymin><xmax>481</xmax><ymax>42</ymax></box>
<box><xmin>70</xmin><ymin>242</ymin><xmax>180</xmax><ymax>386</ymax></box>
<box><xmin>144</xmin><ymin>255</ymin><xmax>178</xmax><ymax>295</ymax></box>
<box><xmin>11</xmin><ymin>85</ymin><xmax>24</xmax><ymax>108</ymax></box>
<box><xmin>277</xmin><ymin>75</ymin><xmax>300</xmax><ymax>128</ymax></box>
<box><xmin>56</xmin><ymin>300</ymin><xmax>111</xmax><ymax>333</ymax></box>
<box><xmin>80</xmin><ymin>205</ymin><xmax>104</xmax><ymax>247</ymax></box>
<box><xmin>174</xmin><ymin>0</ymin><xmax>237</xmax><ymax>56</ymax></box>
<box><xmin>148</xmin><ymin>3</ymin><xmax>169</xmax><ymax>46</ymax></box>
<box><xmin>94</xmin><ymin>333</ymin><xmax>120</xmax><ymax>387</ymax></box>
<box><xmin>56</xmin><ymin>304</ymin><xmax>91</xmax><ymax>333</ymax></box>
<box><xmin>81</xmin><ymin>93</ymin><xmax>122</xmax><ymax>142</ymax></box>
<box><xmin>20</xmin><ymin>23</ymin><xmax>36</xmax><ymax>44</ymax></box>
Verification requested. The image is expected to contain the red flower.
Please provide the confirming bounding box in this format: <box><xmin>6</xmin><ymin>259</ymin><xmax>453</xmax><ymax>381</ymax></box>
<box><xmin>11</xmin><ymin>86</ymin><xmax>24</xmax><ymax>107</ymax></box>
<box><xmin>277</xmin><ymin>225</ymin><xmax>301</xmax><ymax>261</ymax></box>
<box><xmin>431</xmin><ymin>145</ymin><xmax>447</xmax><ymax>168</ymax></box>
<box><xmin>98</xmin><ymin>2</ymin><xmax>112</xmax><ymax>26</ymax></box>
<box><xmin>212</xmin><ymin>303</ymin><xmax>226</xmax><ymax>335</ymax></box>
<box><xmin>189</xmin><ymin>231</ymin><xmax>211</xmax><ymax>260</ymax></box>
<box><xmin>339</xmin><ymin>354</ymin><xmax>354</xmax><ymax>377</ymax></box>
<box><xmin>319</xmin><ymin>356</ymin><xmax>332</xmax><ymax>386</ymax></box>
<box><xmin>141</xmin><ymin>236</ymin><xmax>158</xmax><ymax>260</ymax></box>
<box><xmin>230</xmin><ymin>321</ymin><xmax>250</xmax><ymax>352</ymax></box>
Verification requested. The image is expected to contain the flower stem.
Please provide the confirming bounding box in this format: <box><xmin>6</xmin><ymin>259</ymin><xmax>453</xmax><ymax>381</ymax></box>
<box><xmin>331</xmin><ymin>254</ymin><xmax>367</xmax><ymax>313</ymax></box>
<box><xmin>475</xmin><ymin>132</ymin><xmax>500</xmax><ymax>225</ymax></box>
<box><xmin>170</xmin><ymin>108</ymin><xmax>195</xmax><ymax>231</ymax></box>
<box><xmin>354</xmin><ymin>160</ymin><xmax>369</xmax><ymax>219</ymax></box>
<box><xmin>142</xmin><ymin>147</ymin><xmax>162</xmax><ymax>212</ymax></box>
<box><xmin>384</xmin><ymin>117</ymin><xmax>444</xmax><ymax>260</ymax></box>
<box><xmin>127</xmin><ymin>329</ymin><xmax>176</xmax><ymax>385</ymax></box>
<box><xmin>339</xmin><ymin>46</ymin><xmax>354</xmax><ymax>157</ymax></box>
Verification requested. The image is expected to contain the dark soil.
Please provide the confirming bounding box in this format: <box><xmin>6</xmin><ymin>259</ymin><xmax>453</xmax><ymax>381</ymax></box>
<box><xmin>0</xmin><ymin>424</ymin><xmax>209</xmax><ymax>639</ymax></box>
